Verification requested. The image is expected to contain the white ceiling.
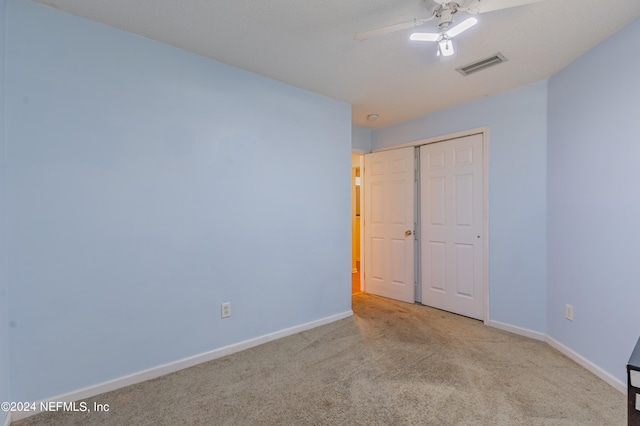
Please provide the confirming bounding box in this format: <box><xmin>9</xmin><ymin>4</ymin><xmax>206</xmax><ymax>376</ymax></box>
<box><xmin>33</xmin><ymin>0</ymin><xmax>640</xmax><ymax>128</ymax></box>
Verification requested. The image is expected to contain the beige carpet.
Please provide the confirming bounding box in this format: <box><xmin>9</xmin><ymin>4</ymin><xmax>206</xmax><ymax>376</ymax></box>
<box><xmin>14</xmin><ymin>293</ymin><xmax>625</xmax><ymax>425</ymax></box>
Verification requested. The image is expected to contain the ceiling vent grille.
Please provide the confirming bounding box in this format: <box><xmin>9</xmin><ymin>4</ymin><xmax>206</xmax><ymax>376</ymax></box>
<box><xmin>456</xmin><ymin>53</ymin><xmax>508</xmax><ymax>76</ymax></box>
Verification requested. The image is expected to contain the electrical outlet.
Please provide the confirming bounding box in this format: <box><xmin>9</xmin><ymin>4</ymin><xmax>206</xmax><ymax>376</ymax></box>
<box><xmin>565</xmin><ymin>304</ymin><xmax>573</xmax><ymax>321</ymax></box>
<box><xmin>221</xmin><ymin>302</ymin><xmax>231</xmax><ymax>319</ymax></box>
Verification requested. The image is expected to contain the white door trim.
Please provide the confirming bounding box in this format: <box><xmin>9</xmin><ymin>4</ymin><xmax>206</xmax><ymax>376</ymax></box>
<box><xmin>371</xmin><ymin>127</ymin><xmax>489</xmax><ymax>323</ymax></box>
<box><xmin>359</xmin><ymin>154</ymin><xmax>365</xmax><ymax>292</ymax></box>
<box><xmin>372</xmin><ymin>126</ymin><xmax>488</xmax><ymax>152</ymax></box>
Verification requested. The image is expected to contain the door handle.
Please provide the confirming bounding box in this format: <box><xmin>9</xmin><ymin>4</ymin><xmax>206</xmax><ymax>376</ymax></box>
<box><xmin>405</xmin><ymin>230</ymin><xmax>413</xmax><ymax>236</ymax></box>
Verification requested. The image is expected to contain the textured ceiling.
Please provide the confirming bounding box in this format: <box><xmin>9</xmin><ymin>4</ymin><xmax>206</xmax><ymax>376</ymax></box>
<box><xmin>33</xmin><ymin>0</ymin><xmax>640</xmax><ymax>128</ymax></box>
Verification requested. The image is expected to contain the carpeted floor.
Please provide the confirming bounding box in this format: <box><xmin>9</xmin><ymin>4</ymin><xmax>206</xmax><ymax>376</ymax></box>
<box><xmin>14</xmin><ymin>293</ymin><xmax>625</xmax><ymax>425</ymax></box>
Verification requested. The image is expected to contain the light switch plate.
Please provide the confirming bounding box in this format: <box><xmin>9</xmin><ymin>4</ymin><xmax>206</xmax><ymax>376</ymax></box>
<box><xmin>221</xmin><ymin>302</ymin><xmax>231</xmax><ymax>319</ymax></box>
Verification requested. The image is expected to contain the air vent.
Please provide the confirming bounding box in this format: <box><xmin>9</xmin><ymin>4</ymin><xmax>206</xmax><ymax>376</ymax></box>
<box><xmin>456</xmin><ymin>53</ymin><xmax>508</xmax><ymax>76</ymax></box>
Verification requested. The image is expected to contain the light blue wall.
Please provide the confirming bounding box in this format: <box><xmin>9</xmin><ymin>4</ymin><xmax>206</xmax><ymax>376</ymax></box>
<box><xmin>547</xmin><ymin>17</ymin><xmax>640</xmax><ymax>384</ymax></box>
<box><xmin>5</xmin><ymin>0</ymin><xmax>351</xmax><ymax>402</ymax></box>
<box><xmin>372</xmin><ymin>81</ymin><xmax>548</xmax><ymax>333</ymax></box>
<box><xmin>351</xmin><ymin>126</ymin><xmax>372</xmax><ymax>153</ymax></box>
<box><xmin>1</xmin><ymin>0</ymin><xmax>9</xmax><ymax>424</ymax></box>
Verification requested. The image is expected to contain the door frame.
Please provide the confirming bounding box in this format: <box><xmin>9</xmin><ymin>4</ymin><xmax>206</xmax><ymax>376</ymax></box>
<box><xmin>365</xmin><ymin>126</ymin><xmax>489</xmax><ymax>323</ymax></box>
<box><xmin>358</xmin><ymin>154</ymin><xmax>365</xmax><ymax>292</ymax></box>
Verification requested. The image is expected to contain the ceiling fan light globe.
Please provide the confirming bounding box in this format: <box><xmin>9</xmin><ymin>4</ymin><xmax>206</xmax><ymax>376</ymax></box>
<box><xmin>439</xmin><ymin>39</ymin><xmax>455</xmax><ymax>57</ymax></box>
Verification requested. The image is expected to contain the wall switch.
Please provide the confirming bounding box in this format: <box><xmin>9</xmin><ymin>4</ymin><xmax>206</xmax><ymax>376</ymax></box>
<box><xmin>221</xmin><ymin>302</ymin><xmax>231</xmax><ymax>319</ymax></box>
<box><xmin>565</xmin><ymin>304</ymin><xmax>573</xmax><ymax>321</ymax></box>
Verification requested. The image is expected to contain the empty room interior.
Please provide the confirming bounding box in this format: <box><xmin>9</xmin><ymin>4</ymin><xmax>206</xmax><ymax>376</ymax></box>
<box><xmin>1</xmin><ymin>0</ymin><xmax>640</xmax><ymax>424</ymax></box>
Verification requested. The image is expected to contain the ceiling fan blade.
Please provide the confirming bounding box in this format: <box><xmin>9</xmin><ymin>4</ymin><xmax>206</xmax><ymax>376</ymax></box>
<box><xmin>466</xmin><ymin>0</ymin><xmax>547</xmax><ymax>14</ymax></box>
<box><xmin>445</xmin><ymin>17</ymin><xmax>478</xmax><ymax>38</ymax></box>
<box><xmin>355</xmin><ymin>17</ymin><xmax>433</xmax><ymax>41</ymax></box>
<box><xmin>410</xmin><ymin>32</ymin><xmax>440</xmax><ymax>42</ymax></box>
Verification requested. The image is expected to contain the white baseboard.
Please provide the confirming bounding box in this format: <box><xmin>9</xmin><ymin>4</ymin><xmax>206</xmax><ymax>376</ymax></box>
<box><xmin>486</xmin><ymin>320</ymin><xmax>546</xmax><ymax>341</ymax></box>
<box><xmin>487</xmin><ymin>321</ymin><xmax>626</xmax><ymax>394</ymax></box>
<box><xmin>545</xmin><ymin>335</ymin><xmax>626</xmax><ymax>394</ymax></box>
<box><xmin>9</xmin><ymin>311</ymin><xmax>627</xmax><ymax>422</ymax></box>
<box><xmin>11</xmin><ymin>310</ymin><xmax>353</xmax><ymax>421</ymax></box>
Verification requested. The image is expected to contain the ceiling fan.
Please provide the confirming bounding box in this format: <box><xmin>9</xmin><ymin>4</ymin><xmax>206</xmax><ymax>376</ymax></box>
<box><xmin>355</xmin><ymin>0</ymin><xmax>547</xmax><ymax>57</ymax></box>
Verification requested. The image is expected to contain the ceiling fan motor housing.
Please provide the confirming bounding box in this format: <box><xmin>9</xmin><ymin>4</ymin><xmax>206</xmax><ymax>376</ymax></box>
<box><xmin>433</xmin><ymin>2</ymin><xmax>460</xmax><ymax>28</ymax></box>
<box><xmin>438</xmin><ymin>9</ymin><xmax>455</xmax><ymax>27</ymax></box>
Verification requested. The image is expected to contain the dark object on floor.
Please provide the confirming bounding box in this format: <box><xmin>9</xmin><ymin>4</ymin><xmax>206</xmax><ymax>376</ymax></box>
<box><xmin>628</xmin><ymin>336</ymin><xmax>640</xmax><ymax>425</ymax></box>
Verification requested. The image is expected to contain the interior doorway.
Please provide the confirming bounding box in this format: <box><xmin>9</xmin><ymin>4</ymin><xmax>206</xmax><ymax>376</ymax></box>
<box><xmin>352</xmin><ymin>154</ymin><xmax>363</xmax><ymax>294</ymax></box>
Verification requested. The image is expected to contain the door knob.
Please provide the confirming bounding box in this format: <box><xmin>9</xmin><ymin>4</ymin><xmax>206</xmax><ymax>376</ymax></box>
<box><xmin>405</xmin><ymin>230</ymin><xmax>413</xmax><ymax>236</ymax></box>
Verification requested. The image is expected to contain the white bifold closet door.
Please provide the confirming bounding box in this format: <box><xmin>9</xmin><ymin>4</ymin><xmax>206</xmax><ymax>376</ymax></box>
<box><xmin>420</xmin><ymin>134</ymin><xmax>485</xmax><ymax>320</ymax></box>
